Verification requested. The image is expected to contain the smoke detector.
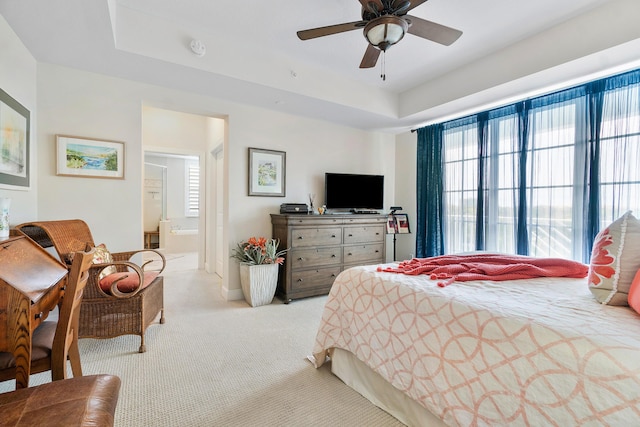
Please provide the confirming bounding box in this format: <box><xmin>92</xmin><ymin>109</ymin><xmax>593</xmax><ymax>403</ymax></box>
<box><xmin>190</xmin><ymin>39</ymin><xmax>206</xmax><ymax>57</ymax></box>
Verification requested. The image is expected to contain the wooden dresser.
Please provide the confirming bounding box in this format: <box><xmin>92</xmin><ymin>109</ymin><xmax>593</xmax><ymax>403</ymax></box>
<box><xmin>271</xmin><ymin>214</ymin><xmax>387</xmax><ymax>302</ymax></box>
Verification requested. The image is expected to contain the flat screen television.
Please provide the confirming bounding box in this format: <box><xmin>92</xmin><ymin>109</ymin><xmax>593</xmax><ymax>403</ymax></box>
<box><xmin>324</xmin><ymin>173</ymin><xmax>384</xmax><ymax>211</ymax></box>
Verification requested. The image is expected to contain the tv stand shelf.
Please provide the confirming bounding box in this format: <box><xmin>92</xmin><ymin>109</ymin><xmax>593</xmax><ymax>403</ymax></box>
<box><xmin>271</xmin><ymin>213</ymin><xmax>387</xmax><ymax>303</ymax></box>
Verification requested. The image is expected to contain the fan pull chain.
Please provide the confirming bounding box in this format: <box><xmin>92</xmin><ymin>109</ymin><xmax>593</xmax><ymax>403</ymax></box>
<box><xmin>380</xmin><ymin>51</ymin><xmax>386</xmax><ymax>81</ymax></box>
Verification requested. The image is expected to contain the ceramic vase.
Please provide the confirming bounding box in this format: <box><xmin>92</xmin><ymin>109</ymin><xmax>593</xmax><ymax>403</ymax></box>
<box><xmin>240</xmin><ymin>263</ymin><xmax>279</xmax><ymax>307</ymax></box>
<box><xmin>0</xmin><ymin>198</ymin><xmax>10</xmax><ymax>239</ymax></box>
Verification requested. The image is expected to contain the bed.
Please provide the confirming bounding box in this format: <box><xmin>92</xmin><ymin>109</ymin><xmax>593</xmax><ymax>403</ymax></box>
<box><xmin>310</xmin><ymin>261</ymin><xmax>640</xmax><ymax>426</ymax></box>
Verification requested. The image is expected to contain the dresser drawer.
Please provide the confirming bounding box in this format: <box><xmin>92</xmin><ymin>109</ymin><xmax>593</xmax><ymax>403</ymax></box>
<box><xmin>288</xmin><ymin>217</ymin><xmax>343</xmax><ymax>226</ymax></box>
<box><xmin>291</xmin><ymin>247</ymin><xmax>342</xmax><ymax>269</ymax></box>
<box><xmin>343</xmin><ymin>243</ymin><xmax>384</xmax><ymax>264</ymax></box>
<box><xmin>343</xmin><ymin>225</ymin><xmax>385</xmax><ymax>244</ymax></box>
<box><xmin>344</xmin><ymin>217</ymin><xmax>388</xmax><ymax>225</ymax></box>
<box><xmin>291</xmin><ymin>266</ymin><xmax>341</xmax><ymax>291</ymax></box>
<box><xmin>291</xmin><ymin>227</ymin><xmax>342</xmax><ymax>247</ymax></box>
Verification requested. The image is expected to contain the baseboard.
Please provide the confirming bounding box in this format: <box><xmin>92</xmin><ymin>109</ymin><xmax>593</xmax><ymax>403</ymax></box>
<box><xmin>221</xmin><ymin>286</ymin><xmax>244</xmax><ymax>301</ymax></box>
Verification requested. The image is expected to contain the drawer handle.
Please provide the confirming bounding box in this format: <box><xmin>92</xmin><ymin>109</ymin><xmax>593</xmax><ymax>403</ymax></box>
<box><xmin>348</xmin><ymin>252</ymin><xmax>352</xmax><ymax>256</ymax></box>
<box><xmin>298</xmin><ymin>257</ymin><xmax>304</xmax><ymax>261</ymax></box>
<box><xmin>348</xmin><ymin>234</ymin><xmax>353</xmax><ymax>237</ymax></box>
<box><xmin>331</xmin><ymin>234</ymin><xmax>336</xmax><ymax>238</ymax></box>
<box><xmin>297</xmin><ymin>278</ymin><xmax>303</xmax><ymax>282</ymax></box>
<box><xmin>375</xmin><ymin>250</ymin><xmax>379</xmax><ymax>253</ymax></box>
<box><xmin>298</xmin><ymin>236</ymin><xmax>304</xmax><ymax>239</ymax></box>
<box><xmin>331</xmin><ymin>274</ymin><xmax>336</xmax><ymax>277</ymax></box>
<box><xmin>331</xmin><ymin>254</ymin><xmax>336</xmax><ymax>258</ymax></box>
<box><xmin>376</xmin><ymin>232</ymin><xmax>380</xmax><ymax>235</ymax></box>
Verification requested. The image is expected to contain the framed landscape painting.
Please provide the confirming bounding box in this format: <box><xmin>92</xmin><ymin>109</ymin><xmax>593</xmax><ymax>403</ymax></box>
<box><xmin>0</xmin><ymin>88</ymin><xmax>30</xmax><ymax>189</ymax></box>
<box><xmin>56</xmin><ymin>135</ymin><xmax>125</xmax><ymax>179</ymax></box>
<box><xmin>248</xmin><ymin>147</ymin><xmax>285</xmax><ymax>196</ymax></box>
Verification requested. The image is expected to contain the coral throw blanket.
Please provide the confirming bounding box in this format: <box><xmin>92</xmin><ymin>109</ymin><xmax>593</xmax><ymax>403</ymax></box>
<box><xmin>378</xmin><ymin>254</ymin><xmax>588</xmax><ymax>287</ymax></box>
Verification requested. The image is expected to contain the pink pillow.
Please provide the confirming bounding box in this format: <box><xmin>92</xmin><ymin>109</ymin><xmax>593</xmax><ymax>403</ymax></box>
<box><xmin>629</xmin><ymin>269</ymin><xmax>640</xmax><ymax>314</ymax></box>
<box><xmin>99</xmin><ymin>271</ymin><xmax>159</xmax><ymax>294</ymax></box>
<box><xmin>588</xmin><ymin>211</ymin><xmax>640</xmax><ymax>305</ymax></box>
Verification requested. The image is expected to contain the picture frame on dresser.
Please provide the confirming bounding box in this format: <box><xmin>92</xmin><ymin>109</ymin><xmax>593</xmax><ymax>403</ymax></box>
<box><xmin>395</xmin><ymin>214</ymin><xmax>410</xmax><ymax>233</ymax></box>
<box><xmin>0</xmin><ymin>88</ymin><xmax>30</xmax><ymax>189</ymax></box>
<box><xmin>386</xmin><ymin>215</ymin><xmax>398</xmax><ymax>234</ymax></box>
<box><xmin>248</xmin><ymin>147</ymin><xmax>286</xmax><ymax>197</ymax></box>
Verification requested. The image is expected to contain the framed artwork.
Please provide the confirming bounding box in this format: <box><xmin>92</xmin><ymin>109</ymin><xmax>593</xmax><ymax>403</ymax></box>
<box><xmin>56</xmin><ymin>135</ymin><xmax>125</xmax><ymax>179</ymax></box>
<box><xmin>386</xmin><ymin>215</ymin><xmax>398</xmax><ymax>234</ymax></box>
<box><xmin>0</xmin><ymin>88</ymin><xmax>30</xmax><ymax>189</ymax></box>
<box><xmin>248</xmin><ymin>147</ymin><xmax>286</xmax><ymax>197</ymax></box>
<box><xmin>395</xmin><ymin>213</ymin><xmax>411</xmax><ymax>234</ymax></box>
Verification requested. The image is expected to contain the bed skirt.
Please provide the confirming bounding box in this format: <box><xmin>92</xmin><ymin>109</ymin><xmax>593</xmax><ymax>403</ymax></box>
<box><xmin>331</xmin><ymin>348</ymin><xmax>446</xmax><ymax>427</ymax></box>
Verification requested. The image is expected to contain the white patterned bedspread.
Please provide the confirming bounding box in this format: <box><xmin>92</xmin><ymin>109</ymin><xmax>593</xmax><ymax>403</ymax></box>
<box><xmin>312</xmin><ymin>265</ymin><xmax>640</xmax><ymax>426</ymax></box>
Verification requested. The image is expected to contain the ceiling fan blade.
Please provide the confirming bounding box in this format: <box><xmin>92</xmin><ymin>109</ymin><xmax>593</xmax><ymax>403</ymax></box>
<box><xmin>405</xmin><ymin>15</ymin><xmax>462</xmax><ymax>46</ymax></box>
<box><xmin>297</xmin><ymin>20</ymin><xmax>366</xmax><ymax>40</ymax></box>
<box><xmin>406</xmin><ymin>0</ymin><xmax>429</xmax><ymax>13</ymax></box>
<box><xmin>359</xmin><ymin>44</ymin><xmax>381</xmax><ymax>68</ymax></box>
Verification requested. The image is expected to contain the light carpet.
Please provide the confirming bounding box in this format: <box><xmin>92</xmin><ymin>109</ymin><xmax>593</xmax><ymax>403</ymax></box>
<box><xmin>1</xmin><ymin>255</ymin><xmax>403</xmax><ymax>426</ymax></box>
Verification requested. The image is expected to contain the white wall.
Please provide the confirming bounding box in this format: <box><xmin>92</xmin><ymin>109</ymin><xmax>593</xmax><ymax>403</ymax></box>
<box><xmin>394</xmin><ymin>131</ymin><xmax>417</xmax><ymax>261</ymax></box>
<box><xmin>0</xmin><ymin>16</ymin><xmax>37</xmax><ymax>224</ymax></box>
<box><xmin>34</xmin><ymin>62</ymin><xmax>395</xmax><ymax>301</ymax></box>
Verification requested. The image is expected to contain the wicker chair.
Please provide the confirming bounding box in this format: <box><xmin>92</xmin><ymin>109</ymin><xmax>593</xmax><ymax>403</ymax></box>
<box><xmin>16</xmin><ymin>219</ymin><xmax>166</xmax><ymax>353</ymax></box>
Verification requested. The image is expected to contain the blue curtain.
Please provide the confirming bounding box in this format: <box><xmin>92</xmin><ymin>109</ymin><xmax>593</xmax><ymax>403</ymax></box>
<box><xmin>416</xmin><ymin>124</ymin><xmax>445</xmax><ymax>257</ymax></box>
<box><xmin>515</xmin><ymin>101</ymin><xmax>530</xmax><ymax>255</ymax></box>
<box><xmin>475</xmin><ymin>112</ymin><xmax>489</xmax><ymax>250</ymax></box>
<box><xmin>583</xmin><ymin>81</ymin><xmax>605</xmax><ymax>262</ymax></box>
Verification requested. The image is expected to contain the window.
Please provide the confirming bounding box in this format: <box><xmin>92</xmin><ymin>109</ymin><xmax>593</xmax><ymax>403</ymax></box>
<box><xmin>525</xmin><ymin>100</ymin><xmax>583</xmax><ymax>259</ymax></box>
<box><xmin>443</xmin><ymin>122</ymin><xmax>478</xmax><ymax>253</ymax></box>
<box><xmin>185</xmin><ymin>160</ymin><xmax>199</xmax><ymax>217</ymax></box>
<box><xmin>420</xmin><ymin>68</ymin><xmax>640</xmax><ymax>262</ymax></box>
<box><xmin>598</xmin><ymin>85</ymin><xmax>640</xmax><ymax>228</ymax></box>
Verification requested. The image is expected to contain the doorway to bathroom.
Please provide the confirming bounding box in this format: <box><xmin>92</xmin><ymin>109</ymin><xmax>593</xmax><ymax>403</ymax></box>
<box><xmin>141</xmin><ymin>105</ymin><xmax>226</xmax><ymax>274</ymax></box>
<box><xmin>144</xmin><ymin>152</ymin><xmax>200</xmax><ymax>271</ymax></box>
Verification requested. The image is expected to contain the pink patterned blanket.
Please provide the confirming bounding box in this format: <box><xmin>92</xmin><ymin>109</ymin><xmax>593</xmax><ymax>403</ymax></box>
<box><xmin>378</xmin><ymin>254</ymin><xmax>588</xmax><ymax>287</ymax></box>
<box><xmin>312</xmin><ymin>265</ymin><xmax>640</xmax><ymax>426</ymax></box>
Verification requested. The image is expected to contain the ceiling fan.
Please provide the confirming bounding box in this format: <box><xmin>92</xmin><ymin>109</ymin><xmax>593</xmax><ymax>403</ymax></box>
<box><xmin>297</xmin><ymin>0</ymin><xmax>462</xmax><ymax>71</ymax></box>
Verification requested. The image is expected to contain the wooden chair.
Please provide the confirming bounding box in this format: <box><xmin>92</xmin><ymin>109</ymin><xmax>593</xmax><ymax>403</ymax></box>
<box><xmin>16</xmin><ymin>219</ymin><xmax>166</xmax><ymax>353</ymax></box>
<box><xmin>0</xmin><ymin>249</ymin><xmax>94</xmax><ymax>385</ymax></box>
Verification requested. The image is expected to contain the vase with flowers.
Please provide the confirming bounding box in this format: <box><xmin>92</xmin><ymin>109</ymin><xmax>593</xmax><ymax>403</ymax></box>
<box><xmin>231</xmin><ymin>237</ymin><xmax>288</xmax><ymax>307</ymax></box>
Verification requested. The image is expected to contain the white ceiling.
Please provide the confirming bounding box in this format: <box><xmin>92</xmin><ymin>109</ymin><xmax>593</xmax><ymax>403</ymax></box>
<box><xmin>1</xmin><ymin>0</ymin><xmax>639</xmax><ymax>133</ymax></box>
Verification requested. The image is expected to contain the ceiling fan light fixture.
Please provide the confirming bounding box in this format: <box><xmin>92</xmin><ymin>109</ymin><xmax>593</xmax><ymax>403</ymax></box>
<box><xmin>364</xmin><ymin>15</ymin><xmax>408</xmax><ymax>51</ymax></box>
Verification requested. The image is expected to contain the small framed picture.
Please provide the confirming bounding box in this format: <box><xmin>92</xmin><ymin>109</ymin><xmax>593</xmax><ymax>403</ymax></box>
<box><xmin>386</xmin><ymin>215</ymin><xmax>398</xmax><ymax>234</ymax></box>
<box><xmin>395</xmin><ymin>214</ymin><xmax>411</xmax><ymax>234</ymax></box>
<box><xmin>248</xmin><ymin>147</ymin><xmax>286</xmax><ymax>197</ymax></box>
<box><xmin>56</xmin><ymin>135</ymin><xmax>125</xmax><ymax>179</ymax></box>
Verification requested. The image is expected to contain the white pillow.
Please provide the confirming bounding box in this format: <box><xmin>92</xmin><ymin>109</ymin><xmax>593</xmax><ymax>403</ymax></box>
<box><xmin>588</xmin><ymin>211</ymin><xmax>640</xmax><ymax>305</ymax></box>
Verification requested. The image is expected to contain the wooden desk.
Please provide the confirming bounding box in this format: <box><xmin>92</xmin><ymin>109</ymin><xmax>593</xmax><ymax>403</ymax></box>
<box><xmin>0</xmin><ymin>233</ymin><xmax>67</xmax><ymax>388</ymax></box>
